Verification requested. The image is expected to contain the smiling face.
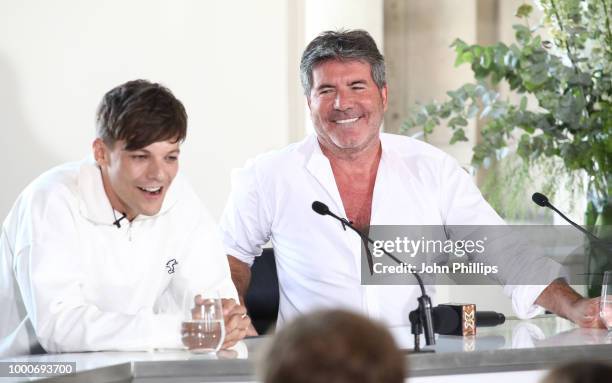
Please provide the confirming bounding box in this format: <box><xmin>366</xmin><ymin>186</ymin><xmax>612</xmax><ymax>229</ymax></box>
<box><xmin>93</xmin><ymin>138</ymin><xmax>180</xmax><ymax>220</ymax></box>
<box><xmin>307</xmin><ymin>59</ymin><xmax>387</xmax><ymax>156</ymax></box>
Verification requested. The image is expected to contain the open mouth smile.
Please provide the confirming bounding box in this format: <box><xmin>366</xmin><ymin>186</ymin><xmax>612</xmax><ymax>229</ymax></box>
<box><xmin>334</xmin><ymin>117</ymin><xmax>360</xmax><ymax>124</ymax></box>
<box><xmin>137</xmin><ymin>186</ymin><xmax>163</xmax><ymax>195</ymax></box>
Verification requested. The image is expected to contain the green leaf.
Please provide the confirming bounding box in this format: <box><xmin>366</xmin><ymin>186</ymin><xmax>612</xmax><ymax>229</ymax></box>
<box><xmin>475</xmin><ymin>84</ymin><xmax>488</xmax><ymax>97</ymax></box>
<box><xmin>536</xmin><ymin>118</ymin><xmax>552</xmax><ymax>133</ymax></box>
<box><xmin>473</xmin><ymin>66</ymin><xmax>489</xmax><ymax>80</ymax></box>
<box><xmin>513</xmin><ymin>24</ymin><xmax>531</xmax><ymax>44</ymax></box>
<box><xmin>503</xmin><ymin>51</ymin><xmax>513</xmax><ymax>67</ymax></box>
<box><xmin>439</xmin><ymin>104</ymin><xmax>452</xmax><ymax>119</ymax></box>
<box><xmin>516</xmin><ymin>134</ymin><xmax>531</xmax><ymax>160</ymax></box>
<box><xmin>451</xmin><ymin>38</ymin><xmax>467</xmax><ymax>50</ymax></box>
<box><xmin>520</xmin><ymin>95</ymin><xmax>527</xmax><ymax>111</ymax></box>
<box><xmin>415</xmin><ymin>112</ymin><xmax>427</xmax><ymax>125</ymax></box>
<box><xmin>447</xmin><ymin>88</ymin><xmax>467</xmax><ymax>103</ymax></box>
<box><xmin>488</xmin><ymin>104</ymin><xmax>507</xmax><ymax>119</ymax></box>
<box><xmin>568</xmin><ymin>72</ymin><xmax>592</xmax><ymax>86</ymax></box>
<box><xmin>425</xmin><ymin>103</ymin><xmax>437</xmax><ymax>116</ymax></box>
<box><xmin>424</xmin><ymin>120</ymin><xmax>435</xmax><ymax>134</ymax></box>
<box><xmin>463</xmin><ymin>83</ymin><xmax>476</xmax><ymax>96</ymax></box>
<box><xmin>515</xmin><ymin>4</ymin><xmax>533</xmax><ymax>19</ymax></box>
<box><xmin>480</xmin><ymin>48</ymin><xmax>493</xmax><ymax>69</ymax></box>
<box><xmin>456</xmin><ymin>51</ymin><xmax>474</xmax><ymax>67</ymax></box>
<box><xmin>450</xmin><ymin>129</ymin><xmax>468</xmax><ymax>144</ymax></box>
<box><xmin>449</xmin><ymin>116</ymin><xmax>469</xmax><ymax>127</ymax></box>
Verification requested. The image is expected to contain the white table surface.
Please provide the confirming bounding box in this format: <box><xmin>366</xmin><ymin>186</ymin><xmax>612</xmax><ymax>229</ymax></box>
<box><xmin>1</xmin><ymin>315</ymin><xmax>611</xmax><ymax>382</ymax></box>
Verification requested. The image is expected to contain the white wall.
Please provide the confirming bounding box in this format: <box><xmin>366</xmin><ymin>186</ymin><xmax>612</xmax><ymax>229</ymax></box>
<box><xmin>0</xmin><ymin>0</ymin><xmax>290</xmax><ymax>219</ymax></box>
<box><xmin>304</xmin><ymin>0</ymin><xmax>383</xmax><ymax>44</ymax></box>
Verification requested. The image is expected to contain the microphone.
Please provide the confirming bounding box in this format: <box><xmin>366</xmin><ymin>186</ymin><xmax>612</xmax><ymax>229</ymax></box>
<box><xmin>311</xmin><ymin>201</ymin><xmax>435</xmax><ymax>349</ymax></box>
<box><xmin>531</xmin><ymin>192</ymin><xmax>602</xmax><ymax>242</ymax></box>
<box><xmin>311</xmin><ymin>201</ymin><xmax>329</xmax><ymax>215</ymax></box>
<box><xmin>311</xmin><ymin>201</ymin><xmax>423</xmax><ymax>291</ymax></box>
<box><xmin>531</xmin><ymin>192</ymin><xmax>549</xmax><ymax>207</ymax></box>
<box><xmin>312</xmin><ymin>201</ymin><xmax>375</xmax><ymax>275</ymax></box>
<box><xmin>410</xmin><ymin>304</ymin><xmax>505</xmax><ymax>336</ymax></box>
<box><xmin>476</xmin><ymin>311</ymin><xmax>506</xmax><ymax>327</ymax></box>
<box><xmin>113</xmin><ymin>213</ymin><xmax>127</xmax><ymax>228</ymax></box>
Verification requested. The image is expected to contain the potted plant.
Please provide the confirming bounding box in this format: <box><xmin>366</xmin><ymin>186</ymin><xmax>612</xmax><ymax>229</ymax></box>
<box><xmin>402</xmin><ymin>0</ymin><xmax>611</xmax><ymax>296</ymax></box>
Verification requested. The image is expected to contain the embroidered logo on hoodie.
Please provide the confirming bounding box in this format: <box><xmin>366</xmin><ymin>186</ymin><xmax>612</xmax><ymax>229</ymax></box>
<box><xmin>165</xmin><ymin>259</ymin><xmax>178</xmax><ymax>274</ymax></box>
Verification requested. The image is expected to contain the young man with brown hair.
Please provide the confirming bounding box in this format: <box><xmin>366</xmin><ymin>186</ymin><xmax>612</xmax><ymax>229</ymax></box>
<box><xmin>0</xmin><ymin>80</ymin><xmax>250</xmax><ymax>356</ymax></box>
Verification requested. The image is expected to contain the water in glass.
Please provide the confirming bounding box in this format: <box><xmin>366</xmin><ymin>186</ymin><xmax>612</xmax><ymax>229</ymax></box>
<box><xmin>182</xmin><ymin>292</ymin><xmax>225</xmax><ymax>353</ymax></box>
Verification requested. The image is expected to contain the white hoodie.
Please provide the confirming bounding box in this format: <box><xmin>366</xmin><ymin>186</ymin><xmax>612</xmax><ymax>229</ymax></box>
<box><xmin>0</xmin><ymin>158</ymin><xmax>237</xmax><ymax>357</ymax></box>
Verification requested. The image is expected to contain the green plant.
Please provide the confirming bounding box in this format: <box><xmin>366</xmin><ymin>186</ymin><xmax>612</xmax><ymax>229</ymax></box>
<box><xmin>402</xmin><ymin>0</ymin><xmax>611</xmax><ymax>220</ymax></box>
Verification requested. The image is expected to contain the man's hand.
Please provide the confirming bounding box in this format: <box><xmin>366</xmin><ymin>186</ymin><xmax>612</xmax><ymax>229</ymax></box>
<box><xmin>565</xmin><ymin>297</ymin><xmax>605</xmax><ymax>329</ymax></box>
<box><xmin>535</xmin><ymin>278</ymin><xmax>605</xmax><ymax>328</ymax></box>
<box><xmin>221</xmin><ymin>299</ymin><xmax>257</xmax><ymax>349</ymax></box>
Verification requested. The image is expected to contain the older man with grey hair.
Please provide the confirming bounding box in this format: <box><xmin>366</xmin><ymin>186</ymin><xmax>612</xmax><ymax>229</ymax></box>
<box><xmin>220</xmin><ymin>30</ymin><xmax>603</xmax><ymax>332</ymax></box>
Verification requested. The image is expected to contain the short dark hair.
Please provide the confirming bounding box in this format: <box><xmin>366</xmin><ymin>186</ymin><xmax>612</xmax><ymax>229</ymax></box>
<box><xmin>96</xmin><ymin>79</ymin><xmax>187</xmax><ymax>150</ymax></box>
<box><xmin>259</xmin><ymin>310</ymin><xmax>405</xmax><ymax>383</ymax></box>
<box><xmin>300</xmin><ymin>29</ymin><xmax>386</xmax><ymax>95</ymax></box>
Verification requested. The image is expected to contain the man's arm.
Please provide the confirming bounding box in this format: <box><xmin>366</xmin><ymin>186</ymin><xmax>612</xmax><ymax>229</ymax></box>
<box><xmin>535</xmin><ymin>278</ymin><xmax>604</xmax><ymax>328</ymax></box>
<box><xmin>436</xmin><ymin>157</ymin><xmax>601</xmax><ymax>325</ymax></box>
<box><xmin>226</xmin><ymin>255</ymin><xmax>259</xmax><ymax>336</ymax></box>
<box><xmin>219</xmin><ymin>160</ymin><xmax>272</xmax><ymax>337</ymax></box>
<box><xmin>227</xmin><ymin>255</ymin><xmax>252</xmax><ymax>305</ymax></box>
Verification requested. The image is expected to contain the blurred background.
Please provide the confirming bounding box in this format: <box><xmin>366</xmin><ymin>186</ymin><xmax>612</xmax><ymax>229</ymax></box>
<box><xmin>1</xmin><ymin>0</ymin><xmax>600</xmax><ymax>315</ymax></box>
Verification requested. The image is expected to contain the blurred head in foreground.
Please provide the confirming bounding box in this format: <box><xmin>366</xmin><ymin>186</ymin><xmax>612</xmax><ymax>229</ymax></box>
<box><xmin>259</xmin><ymin>309</ymin><xmax>405</xmax><ymax>383</ymax></box>
<box><xmin>540</xmin><ymin>361</ymin><xmax>612</xmax><ymax>383</ymax></box>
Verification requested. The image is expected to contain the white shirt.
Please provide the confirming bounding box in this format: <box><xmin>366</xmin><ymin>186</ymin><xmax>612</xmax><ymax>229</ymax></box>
<box><xmin>220</xmin><ymin>133</ymin><xmax>564</xmax><ymax>327</ymax></box>
<box><xmin>0</xmin><ymin>158</ymin><xmax>237</xmax><ymax>357</ymax></box>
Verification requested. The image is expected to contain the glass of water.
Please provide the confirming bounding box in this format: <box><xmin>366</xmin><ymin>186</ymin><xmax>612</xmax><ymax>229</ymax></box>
<box><xmin>600</xmin><ymin>271</ymin><xmax>612</xmax><ymax>331</ymax></box>
<box><xmin>181</xmin><ymin>290</ymin><xmax>226</xmax><ymax>353</ymax></box>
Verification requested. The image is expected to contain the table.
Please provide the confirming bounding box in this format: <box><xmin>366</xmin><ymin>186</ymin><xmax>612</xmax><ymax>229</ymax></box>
<box><xmin>1</xmin><ymin>315</ymin><xmax>611</xmax><ymax>382</ymax></box>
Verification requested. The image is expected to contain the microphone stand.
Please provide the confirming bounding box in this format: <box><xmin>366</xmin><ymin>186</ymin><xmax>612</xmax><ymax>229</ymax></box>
<box><xmin>532</xmin><ymin>192</ymin><xmax>612</xmax><ymax>294</ymax></box>
<box><xmin>532</xmin><ymin>192</ymin><xmax>611</xmax><ymax>246</ymax></box>
<box><xmin>312</xmin><ymin>201</ymin><xmax>435</xmax><ymax>352</ymax></box>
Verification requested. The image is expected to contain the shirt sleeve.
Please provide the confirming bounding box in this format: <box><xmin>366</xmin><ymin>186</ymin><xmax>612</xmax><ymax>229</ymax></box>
<box><xmin>15</xmin><ymin>190</ymin><xmax>184</xmax><ymax>353</ymax></box>
<box><xmin>219</xmin><ymin>159</ymin><xmax>273</xmax><ymax>266</ymax></box>
<box><xmin>171</xmin><ymin>204</ymin><xmax>239</xmax><ymax>302</ymax></box>
<box><xmin>438</xmin><ymin>155</ymin><xmax>566</xmax><ymax>319</ymax></box>
<box><xmin>438</xmin><ymin>155</ymin><xmax>505</xmax><ymax>226</ymax></box>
